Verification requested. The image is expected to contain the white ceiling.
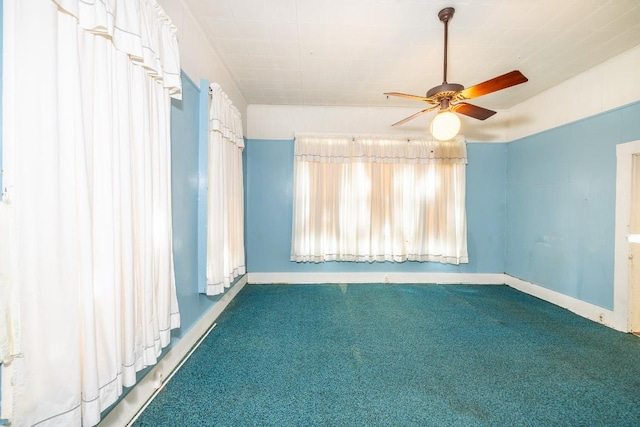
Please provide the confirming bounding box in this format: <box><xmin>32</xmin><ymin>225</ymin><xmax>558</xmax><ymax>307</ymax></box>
<box><xmin>183</xmin><ymin>0</ymin><xmax>640</xmax><ymax>111</ymax></box>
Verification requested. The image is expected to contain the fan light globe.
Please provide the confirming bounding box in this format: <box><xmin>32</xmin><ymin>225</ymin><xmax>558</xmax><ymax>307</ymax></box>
<box><xmin>430</xmin><ymin>111</ymin><xmax>461</xmax><ymax>141</ymax></box>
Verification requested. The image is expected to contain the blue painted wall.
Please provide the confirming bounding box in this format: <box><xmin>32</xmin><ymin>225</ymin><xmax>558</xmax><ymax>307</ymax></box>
<box><xmin>506</xmin><ymin>101</ymin><xmax>640</xmax><ymax>310</ymax></box>
<box><xmin>245</xmin><ymin>139</ymin><xmax>506</xmax><ymax>274</ymax></box>
<box><xmin>170</xmin><ymin>73</ymin><xmax>220</xmax><ymax>339</ymax></box>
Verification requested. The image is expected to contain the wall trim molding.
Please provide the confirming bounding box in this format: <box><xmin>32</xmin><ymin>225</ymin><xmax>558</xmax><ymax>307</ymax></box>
<box><xmin>99</xmin><ymin>275</ymin><xmax>247</xmax><ymax>426</ymax></box>
<box><xmin>503</xmin><ymin>274</ymin><xmax>615</xmax><ymax>330</ymax></box>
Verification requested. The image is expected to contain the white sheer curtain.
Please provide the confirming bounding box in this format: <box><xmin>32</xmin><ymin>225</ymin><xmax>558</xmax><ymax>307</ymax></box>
<box><xmin>206</xmin><ymin>83</ymin><xmax>246</xmax><ymax>295</ymax></box>
<box><xmin>0</xmin><ymin>203</ymin><xmax>19</xmax><ymax>366</ymax></box>
<box><xmin>1</xmin><ymin>0</ymin><xmax>181</xmax><ymax>425</ymax></box>
<box><xmin>291</xmin><ymin>135</ymin><xmax>468</xmax><ymax>264</ymax></box>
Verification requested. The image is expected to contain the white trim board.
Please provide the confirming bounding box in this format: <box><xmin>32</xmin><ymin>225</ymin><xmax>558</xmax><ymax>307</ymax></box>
<box><xmin>99</xmin><ymin>275</ymin><xmax>247</xmax><ymax>427</ymax></box>
<box><xmin>247</xmin><ymin>272</ymin><xmax>615</xmax><ymax>329</ymax></box>
<box><xmin>503</xmin><ymin>275</ymin><xmax>615</xmax><ymax>329</ymax></box>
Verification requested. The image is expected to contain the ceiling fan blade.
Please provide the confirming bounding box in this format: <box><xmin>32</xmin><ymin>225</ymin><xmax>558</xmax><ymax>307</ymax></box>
<box><xmin>384</xmin><ymin>92</ymin><xmax>433</xmax><ymax>103</ymax></box>
<box><xmin>456</xmin><ymin>70</ymin><xmax>528</xmax><ymax>100</ymax></box>
<box><xmin>451</xmin><ymin>102</ymin><xmax>496</xmax><ymax>120</ymax></box>
<box><xmin>391</xmin><ymin>105</ymin><xmax>439</xmax><ymax>126</ymax></box>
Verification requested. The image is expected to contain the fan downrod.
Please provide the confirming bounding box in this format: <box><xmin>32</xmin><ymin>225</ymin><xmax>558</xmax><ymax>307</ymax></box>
<box><xmin>438</xmin><ymin>7</ymin><xmax>455</xmax><ymax>84</ymax></box>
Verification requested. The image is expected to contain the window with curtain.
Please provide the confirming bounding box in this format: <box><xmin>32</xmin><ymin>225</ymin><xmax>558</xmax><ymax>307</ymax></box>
<box><xmin>206</xmin><ymin>83</ymin><xmax>246</xmax><ymax>296</ymax></box>
<box><xmin>291</xmin><ymin>135</ymin><xmax>468</xmax><ymax>264</ymax></box>
<box><xmin>1</xmin><ymin>0</ymin><xmax>181</xmax><ymax>425</ymax></box>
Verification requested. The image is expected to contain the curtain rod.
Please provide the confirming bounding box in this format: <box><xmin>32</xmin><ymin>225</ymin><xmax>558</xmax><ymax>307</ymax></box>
<box><xmin>294</xmin><ymin>133</ymin><xmax>466</xmax><ymax>143</ymax></box>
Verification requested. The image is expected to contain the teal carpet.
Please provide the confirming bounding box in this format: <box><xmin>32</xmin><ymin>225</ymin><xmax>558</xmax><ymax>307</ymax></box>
<box><xmin>133</xmin><ymin>284</ymin><xmax>640</xmax><ymax>426</ymax></box>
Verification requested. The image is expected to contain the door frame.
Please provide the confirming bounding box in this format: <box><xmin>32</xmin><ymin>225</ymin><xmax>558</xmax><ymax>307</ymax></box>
<box><xmin>613</xmin><ymin>139</ymin><xmax>640</xmax><ymax>331</ymax></box>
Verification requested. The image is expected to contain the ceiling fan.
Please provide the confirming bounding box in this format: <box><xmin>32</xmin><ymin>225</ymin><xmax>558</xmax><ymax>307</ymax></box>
<box><xmin>384</xmin><ymin>7</ymin><xmax>528</xmax><ymax>139</ymax></box>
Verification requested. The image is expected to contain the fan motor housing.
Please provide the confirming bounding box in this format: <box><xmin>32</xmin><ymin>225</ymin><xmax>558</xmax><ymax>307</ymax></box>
<box><xmin>426</xmin><ymin>83</ymin><xmax>464</xmax><ymax>98</ymax></box>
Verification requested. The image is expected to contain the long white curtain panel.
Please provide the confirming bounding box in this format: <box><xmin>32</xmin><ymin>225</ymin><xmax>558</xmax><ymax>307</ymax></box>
<box><xmin>206</xmin><ymin>84</ymin><xmax>246</xmax><ymax>295</ymax></box>
<box><xmin>1</xmin><ymin>0</ymin><xmax>181</xmax><ymax>425</ymax></box>
<box><xmin>291</xmin><ymin>135</ymin><xmax>468</xmax><ymax>264</ymax></box>
<box><xmin>0</xmin><ymin>202</ymin><xmax>19</xmax><ymax>367</ymax></box>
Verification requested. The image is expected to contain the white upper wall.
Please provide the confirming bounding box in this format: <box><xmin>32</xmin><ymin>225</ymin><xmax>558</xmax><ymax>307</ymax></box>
<box><xmin>157</xmin><ymin>0</ymin><xmax>248</xmax><ymax>124</ymax></box>
<box><xmin>247</xmin><ymin>45</ymin><xmax>640</xmax><ymax>142</ymax></box>
<box><xmin>507</xmin><ymin>45</ymin><xmax>640</xmax><ymax>141</ymax></box>
<box><xmin>246</xmin><ymin>105</ymin><xmax>511</xmax><ymax>142</ymax></box>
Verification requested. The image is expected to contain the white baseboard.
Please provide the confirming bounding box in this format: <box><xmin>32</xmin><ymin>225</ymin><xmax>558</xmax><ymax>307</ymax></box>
<box><xmin>248</xmin><ymin>272</ymin><xmax>618</xmax><ymax>330</ymax></box>
<box><xmin>99</xmin><ymin>274</ymin><xmax>247</xmax><ymax>427</ymax></box>
<box><xmin>247</xmin><ymin>272</ymin><xmax>505</xmax><ymax>285</ymax></box>
<box><xmin>503</xmin><ymin>274</ymin><xmax>615</xmax><ymax>329</ymax></box>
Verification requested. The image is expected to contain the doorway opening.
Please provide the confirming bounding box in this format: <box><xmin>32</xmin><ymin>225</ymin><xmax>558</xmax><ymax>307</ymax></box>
<box><xmin>613</xmin><ymin>140</ymin><xmax>640</xmax><ymax>332</ymax></box>
<box><xmin>629</xmin><ymin>154</ymin><xmax>640</xmax><ymax>333</ymax></box>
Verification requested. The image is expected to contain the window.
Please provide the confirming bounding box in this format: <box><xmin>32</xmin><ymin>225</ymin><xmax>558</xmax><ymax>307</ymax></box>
<box><xmin>291</xmin><ymin>135</ymin><xmax>468</xmax><ymax>264</ymax></box>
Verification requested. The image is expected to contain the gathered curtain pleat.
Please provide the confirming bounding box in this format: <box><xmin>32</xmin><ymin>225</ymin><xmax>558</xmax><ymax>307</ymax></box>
<box><xmin>291</xmin><ymin>135</ymin><xmax>468</xmax><ymax>264</ymax></box>
<box><xmin>1</xmin><ymin>0</ymin><xmax>181</xmax><ymax>425</ymax></box>
<box><xmin>206</xmin><ymin>83</ymin><xmax>246</xmax><ymax>296</ymax></box>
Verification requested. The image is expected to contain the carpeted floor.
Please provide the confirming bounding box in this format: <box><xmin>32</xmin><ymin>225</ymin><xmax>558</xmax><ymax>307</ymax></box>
<box><xmin>133</xmin><ymin>284</ymin><xmax>640</xmax><ymax>426</ymax></box>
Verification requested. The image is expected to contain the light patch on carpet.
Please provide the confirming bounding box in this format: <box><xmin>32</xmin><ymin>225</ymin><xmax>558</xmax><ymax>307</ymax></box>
<box><xmin>351</xmin><ymin>345</ymin><xmax>363</xmax><ymax>363</ymax></box>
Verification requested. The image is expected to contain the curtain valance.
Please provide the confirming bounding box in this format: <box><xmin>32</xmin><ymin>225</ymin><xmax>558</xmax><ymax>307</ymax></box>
<box><xmin>294</xmin><ymin>135</ymin><xmax>467</xmax><ymax>164</ymax></box>
<box><xmin>210</xmin><ymin>83</ymin><xmax>245</xmax><ymax>149</ymax></box>
<box><xmin>53</xmin><ymin>0</ymin><xmax>182</xmax><ymax>97</ymax></box>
